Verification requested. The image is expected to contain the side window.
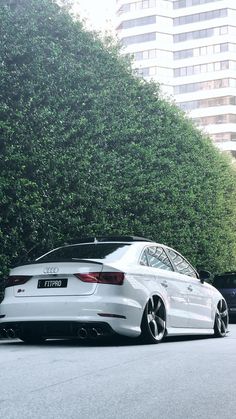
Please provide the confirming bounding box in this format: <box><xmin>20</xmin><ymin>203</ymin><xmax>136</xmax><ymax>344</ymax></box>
<box><xmin>140</xmin><ymin>247</ymin><xmax>173</xmax><ymax>271</ymax></box>
<box><xmin>167</xmin><ymin>249</ymin><xmax>197</xmax><ymax>278</ymax></box>
<box><xmin>140</xmin><ymin>249</ymin><xmax>149</xmax><ymax>266</ymax></box>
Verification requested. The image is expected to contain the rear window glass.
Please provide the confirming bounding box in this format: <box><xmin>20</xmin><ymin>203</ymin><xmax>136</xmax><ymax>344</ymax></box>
<box><xmin>37</xmin><ymin>243</ymin><xmax>131</xmax><ymax>263</ymax></box>
<box><xmin>213</xmin><ymin>274</ymin><xmax>236</xmax><ymax>288</ymax></box>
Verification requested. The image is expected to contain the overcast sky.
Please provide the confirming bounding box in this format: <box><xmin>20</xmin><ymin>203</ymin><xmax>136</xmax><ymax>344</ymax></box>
<box><xmin>74</xmin><ymin>0</ymin><xmax>117</xmax><ymax>31</ymax></box>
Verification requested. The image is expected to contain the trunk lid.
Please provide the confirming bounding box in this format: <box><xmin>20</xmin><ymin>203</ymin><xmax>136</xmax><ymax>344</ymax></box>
<box><xmin>11</xmin><ymin>261</ymin><xmax>103</xmax><ymax>297</ymax></box>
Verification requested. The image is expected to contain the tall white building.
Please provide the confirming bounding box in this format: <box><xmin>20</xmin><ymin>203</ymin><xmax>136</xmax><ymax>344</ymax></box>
<box><xmin>116</xmin><ymin>0</ymin><xmax>236</xmax><ymax>156</ymax></box>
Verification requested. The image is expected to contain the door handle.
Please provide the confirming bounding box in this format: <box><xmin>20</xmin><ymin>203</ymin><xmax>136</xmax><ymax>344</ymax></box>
<box><xmin>187</xmin><ymin>285</ymin><xmax>193</xmax><ymax>291</ymax></box>
<box><xmin>161</xmin><ymin>281</ymin><xmax>168</xmax><ymax>288</ymax></box>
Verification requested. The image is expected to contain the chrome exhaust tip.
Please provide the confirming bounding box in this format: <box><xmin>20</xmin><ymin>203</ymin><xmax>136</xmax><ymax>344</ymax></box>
<box><xmin>89</xmin><ymin>328</ymin><xmax>99</xmax><ymax>338</ymax></box>
<box><xmin>0</xmin><ymin>329</ymin><xmax>8</xmax><ymax>339</ymax></box>
<box><xmin>77</xmin><ymin>328</ymin><xmax>88</xmax><ymax>339</ymax></box>
<box><xmin>6</xmin><ymin>328</ymin><xmax>16</xmax><ymax>339</ymax></box>
<box><xmin>89</xmin><ymin>328</ymin><xmax>103</xmax><ymax>338</ymax></box>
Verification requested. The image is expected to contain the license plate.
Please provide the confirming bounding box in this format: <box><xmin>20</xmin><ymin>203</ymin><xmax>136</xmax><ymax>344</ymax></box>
<box><xmin>37</xmin><ymin>279</ymin><xmax>68</xmax><ymax>288</ymax></box>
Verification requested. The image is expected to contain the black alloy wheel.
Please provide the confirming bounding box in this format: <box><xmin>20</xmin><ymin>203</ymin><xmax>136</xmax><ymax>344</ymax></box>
<box><xmin>214</xmin><ymin>299</ymin><xmax>228</xmax><ymax>337</ymax></box>
<box><xmin>141</xmin><ymin>296</ymin><xmax>166</xmax><ymax>344</ymax></box>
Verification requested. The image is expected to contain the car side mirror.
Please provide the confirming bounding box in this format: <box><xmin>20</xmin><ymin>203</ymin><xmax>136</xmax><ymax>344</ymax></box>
<box><xmin>198</xmin><ymin>270</ymin><xmax>211</xmax><ymax>284</ymax></box>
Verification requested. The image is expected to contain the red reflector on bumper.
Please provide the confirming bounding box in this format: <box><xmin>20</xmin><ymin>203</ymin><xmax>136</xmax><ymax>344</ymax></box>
<box><xmin>97</xmin><ymin>313</ymin><xmax>126</xmax><ymax>319</ymax></box>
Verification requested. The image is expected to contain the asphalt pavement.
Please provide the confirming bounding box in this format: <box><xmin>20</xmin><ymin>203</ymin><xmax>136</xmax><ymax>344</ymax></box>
<box><xmin>0</xmin><ymin>325</ymin><xmax>236</xmax><ymax>419</ymax></box>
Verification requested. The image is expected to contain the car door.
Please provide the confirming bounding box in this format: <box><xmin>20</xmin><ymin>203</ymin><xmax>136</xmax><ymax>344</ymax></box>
<box><xmin>186</xmin><ymin>277</ymin><xmax>213</xmax><ymax>328</ymax></box>
<box><xmin>167</xmin><ymin>249</ymin><xmax>212</xmax><ymax>328</ymax></box>
<box><xmin>140</xmin><ymin>246</ymin><xmax>189</xmax><ymax>327</ymax></box>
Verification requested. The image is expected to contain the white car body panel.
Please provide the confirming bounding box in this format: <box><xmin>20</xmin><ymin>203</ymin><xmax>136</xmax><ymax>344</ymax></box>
<box><xmin>187</xmin><ymin>279</ymin><xmax>215</xmax><ymax>328</ymax></box>
<box><xmin>0</xmin><ymin>240</ymin><xmax>227</xmax><ymax>341</ymax></box>
<box><xmin>11</xmin><ymin>262</ymin><xmax>102</xmax><ymax>297</ymax></box>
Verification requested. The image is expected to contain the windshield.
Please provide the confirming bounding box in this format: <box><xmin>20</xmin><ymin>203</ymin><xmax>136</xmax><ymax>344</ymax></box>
<box><xmin>37</xmin><ymin>243</ymin><xmax>131</xmax><ymax>263</ymax></box>
<box><xmin>213</xmin><ymin>274</ymin><xmax>236</xmax><ymax>289</ymax></box>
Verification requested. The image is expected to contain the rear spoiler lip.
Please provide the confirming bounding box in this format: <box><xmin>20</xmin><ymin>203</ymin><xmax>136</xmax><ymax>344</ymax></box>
<box><xmin>12</xmin><ymin>259</ymin><xmax>104</xmax><ymax>268</ymax></box>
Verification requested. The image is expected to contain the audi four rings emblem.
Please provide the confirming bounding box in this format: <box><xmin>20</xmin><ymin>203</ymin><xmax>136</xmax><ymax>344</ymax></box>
<box><xmin>43</xmin><ymin>267</ymin><xmax>59</xmax><ymax>274</ymax></box>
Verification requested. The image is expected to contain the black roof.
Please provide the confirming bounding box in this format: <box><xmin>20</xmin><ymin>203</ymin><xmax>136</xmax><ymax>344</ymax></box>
<box><xmin>68</xmin><ymin>236</ymin><xmax>153</xmax><ymax>244</ymax></box>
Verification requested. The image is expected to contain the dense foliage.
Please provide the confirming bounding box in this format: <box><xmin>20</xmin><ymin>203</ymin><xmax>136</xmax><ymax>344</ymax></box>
<box><xmin>0</xmin><ymin>0</ymin><xmax>235</xmax><ymax>285</ymax></box>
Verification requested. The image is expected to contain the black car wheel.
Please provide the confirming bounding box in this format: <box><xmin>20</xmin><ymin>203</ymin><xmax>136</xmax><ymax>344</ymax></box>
<box><xmin>214</xmin><ymin>299</ymin><xmax>228</xmax><ymax>337</ymax></box>
<box><xmin>140</xmin><ymin>296</ymin><xmax>166</xmax><ymax>344</ymax></box>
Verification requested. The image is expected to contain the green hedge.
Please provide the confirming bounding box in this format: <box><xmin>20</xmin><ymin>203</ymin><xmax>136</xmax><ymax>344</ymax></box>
<box><xmin>0</xmin><ymin>0</ymin><xmax>235</xmax><ymax>277</ymax></box>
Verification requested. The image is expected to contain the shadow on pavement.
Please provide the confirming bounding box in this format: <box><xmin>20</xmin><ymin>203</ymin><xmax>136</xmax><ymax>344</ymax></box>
<box><xmin>0</xmin><ymin>332</ymin><xmax>216</xmax><ymax>348</ymax></box>
<box><xmin>2</xmin><ymin>321</ymin><xmax>235</xmax><ymax>347</ymax></box>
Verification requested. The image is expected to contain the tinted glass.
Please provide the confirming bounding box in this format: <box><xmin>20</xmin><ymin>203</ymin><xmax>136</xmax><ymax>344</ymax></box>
<box><xmin>37</xmin><ymin>243</ymin><xmax>131</xmax><ymax>262</ymax></box>
<box><xmin>167</xmin><ymin>249</ymin><xmax>197</xmax><ymax>277</ymax></box>
<box><xmin>118</xmin><ymin>15</ymin><xmax>156</xmax><ymax>30</ymax></box>
<box><xmin>140</xmin><ymin>247</ymin><xmax>173</xmax><ymax>271</ymax></box>
<box><xmin>213</xmin><ymin>274</ymin><xmax>236</xmax><ymax>288</ymax></box>
<box><xmin>121</xmin><ymin>32</ymin><xmax>156</xmax><ymax>46</ymax></box>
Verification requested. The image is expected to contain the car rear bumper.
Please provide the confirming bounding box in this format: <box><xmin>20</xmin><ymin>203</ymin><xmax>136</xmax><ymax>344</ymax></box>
<box><xmin>0</xmin><ymin>320</ymin><xmax>115</xmax><ymax>339</ymax></box>
<box><xmin>0</xmin><ymin>295</ymin><xmax>142</xmax><ymax>338</ymax></box>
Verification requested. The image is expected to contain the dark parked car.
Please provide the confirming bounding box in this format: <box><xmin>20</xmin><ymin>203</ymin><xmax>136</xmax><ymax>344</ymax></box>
<box><xmin>0</xmin><ymin>278</ymin><xmax>5</xmax><ymax>303</ymax></box>
<box><xmin>212</xmin><ymin>272</ymin><xmax>236</xmax><ymax>319</ymax></box>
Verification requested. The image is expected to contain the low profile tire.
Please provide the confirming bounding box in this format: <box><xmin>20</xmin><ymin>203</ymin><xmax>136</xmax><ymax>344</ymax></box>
<box><xmin>140</xmin><ymin>296</ymin><xmax>166</xmax><ymax>344</ymax></box>
<box><xmin>214</xmin><ymin>299</ymin><xmax>228</xmax><ymax>338</ymax></box>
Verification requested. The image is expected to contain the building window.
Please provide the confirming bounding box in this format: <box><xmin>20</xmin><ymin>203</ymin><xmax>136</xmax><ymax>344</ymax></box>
<box><xmin>117</xmin><ymin>3</ymin><xmax>131</xmax><ymax>15</ymax></box>
<box><xmin>136</xmin><ymin>67</ymin><xmax>150</xmax><ymax>77</ymax></box>
<box><xmin>121</xmin><ymin>32</ymin><xmax>156</xmax><ymax>46</ymax></box>
<box><xmin>229</xmin><ymin>43</ymin><xmax>236</xmax><ymax>52</ymax></box>
<box><xmin>174</xmin><ymin>9</ymin><xmax>227</xmax><ymax>26</ymax></box>
<box><xmin>174</xmin><ymin>26</ymin><xmax>228</xmax><ymax>43</ymax></box>
<box><xmin>212</xmin><ymin>133</ymin><xmax>232</xmax><ymax>142</ymax></box>
<box><xmin>178</xmin><ymin>96</ymin><xmax>236</xmax><ymax>111</ymax></box>
<box><xmin>193</xmin><ymin>114</ymin><xmax>236</xmax><ymax>126</ymax></box>
<box><xmin>118</xmin><ymin>15</ymin><xmax>156</xmax><ymax>30</ymax></box>
<box><xmin>230</xmin><ymin>61</ymin><xmax>236</xmax><ymax>70</ymax></box>
<box><xmin>117</xmin><ymin>0</ymin><xmax>156</xmax><ymax>15</ymax></box>
<box><xmin>174</xmin><ymin>60</ymin><xmax>231</xmax><ymax>77</ymax></box>
<box><xmin>174</xmin><ymin>78</ymin><xmax>232</xmax><ymax>94</ymax></box>
<box><xmin>134</xmin><ymin>48</ymin><xmax>158</xmax><ymax>60</ymax></box>
<box><xmin>135</xmin><ymin>65</ymin><xmax>170</xmax><ymax>78</ymax></box>
<box><xmin>174</xmin><ymin>0</ymin><xmax>186</xmax><ymax>8</ymax></box>
<box><xmin>220</xmin><ymin>26</ymin><xmax>228</xmax><ymax>35</ymax></box>
<box><xmin>149</xmin><ymin>49</ymin><xmax>157</xmax><ymax>59</ymax></box>
<box><xmin>174</xmin><ymin>49</ymin><xmax>193</xmax><ymax>59</ymax></box>
<box><xmin>134</xmin><ymin>51</ymin><xmax>144</xmax><ymax>60</ymax></box>
<box><xmin>173</xmin><ymin>0</ymin><xmax>221</xmax><ymax>9</ymax></box>
<box><xmin>174</xmin><ymin>28</ymin><xmax>212</xmax><ymax>43</ymax></box>
<box><xmin>136</xmin><ymin>66</ymin><xmax>159</xmax><ymax>77</ymax></box>
<box><xmin>199</xmin><ymin>46</ymin><xmax>207</xmax><ymax>56</ymax></box>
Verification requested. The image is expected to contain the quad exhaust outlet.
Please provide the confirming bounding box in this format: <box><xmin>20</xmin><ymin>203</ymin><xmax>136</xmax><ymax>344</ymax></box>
<box><xmin>0</xmin><ymin>328</ymin><xmax>16</xmax><ymax>339</ymax></box>
<box><xmin>77</xmin><ymin>327</ymin><xmax>102</xmax><ymax>339</ymax></box>
<box><xmin>6</xmin><ymin>328</ymin><xmax>16</xmax><ymax>339</ymax></box>
<box><xmin>77</xmin><ymin>328</ymin><xmax>88</xmax><ymax>339</ymax></box>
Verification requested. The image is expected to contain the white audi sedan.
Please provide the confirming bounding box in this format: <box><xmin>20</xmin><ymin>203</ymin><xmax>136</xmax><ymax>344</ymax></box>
<box><xmin>0</xmin><ymin>236</ymin><xmax>228</xmax><ymax>344</ymax></box>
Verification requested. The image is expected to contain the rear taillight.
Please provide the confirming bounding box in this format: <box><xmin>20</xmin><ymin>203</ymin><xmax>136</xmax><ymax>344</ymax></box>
<box><xmin>5</xmin><ymin>276</ymin><xmax>32</xmax><ymax>288</ymax></box>
<box><xmin>75</xmin><ymin>272</ymin><xmax>124</xmax><ymax>285</ymax></box>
